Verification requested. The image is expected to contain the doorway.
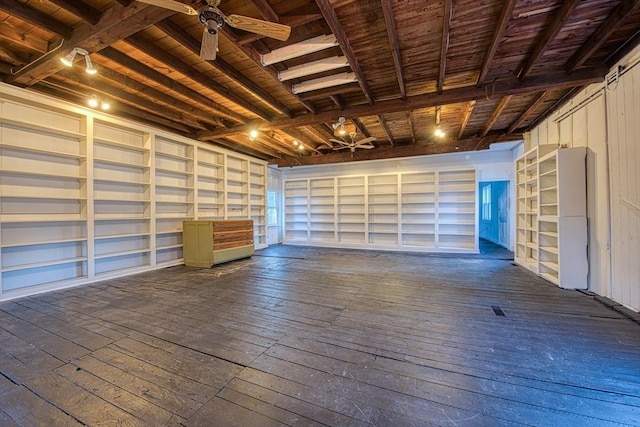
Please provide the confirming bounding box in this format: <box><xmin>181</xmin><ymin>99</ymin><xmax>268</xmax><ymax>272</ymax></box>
<box><xmin>479</xmin><ymin>180</ymin><xmax>510</xmax><ymax>249</ymax></box>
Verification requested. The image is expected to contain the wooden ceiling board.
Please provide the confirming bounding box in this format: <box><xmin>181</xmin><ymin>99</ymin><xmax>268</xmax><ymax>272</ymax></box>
<box><xmin>1</xmin><ymin>0</ymin><xmax>637</xmax><ymax>164</ymax></box>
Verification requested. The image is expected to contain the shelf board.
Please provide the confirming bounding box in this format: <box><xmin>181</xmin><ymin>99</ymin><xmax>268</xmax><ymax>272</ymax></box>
<box><xmin>155</xmin><ymin>151</ymin><xmax>193</xmax><ymax>162</ymax></box>
<box><xmin>197</xmin><ymin>158</ymin><xmax>224</xmax><ymax>168</ymax></box>
<box><xmin>94</xmin><ymin>248</ymin><xmax>151</xmax><ymax>260</ymax></box>
<box><xmin>1</xmin><ymin>256</ymin><xmax>87</xmax><ymax>272</ymax></box>
<box><xmin>155</xmin><ymin>183</ymin><xmax>194</xmax><ymax>190</ymax></box>
<box><xmin>156</xmin><ymin>167</ymin><xmax>194</xmax><ymax>176</ymax></box>
<box><xmin>95</xmin><ymin>214</ymin><xmax>151</xmax><ymax>220</ymax></box>
<box><xmin>94</xmin><ymin>177</ymin><xmax>148</xmax><ymax>186</ymax></box>
<box><xmin>539</xmin><ymin>261</ymin><xmax>559</xmax><ymax>271</ymax></box>
<box><xmin>1</xmin><ymin>194</ymin><xmax>86</xmax><ymax>201</ymax></box>
<box><xmin>156</xmin><ymin>244</ymin><xmax>183</xmax><ymax>251</ymax></box>
<box><xmin>94</xmin><ymin>138</ymin><xmax>149</xmax><ymax>152</ymax></box>
<box><xmin>540</xmin><ymin>186</ymin><xmax>558</xmax><ymax>192</ymax></box>
<box><xmin>95</xmin><ymin>232</ymin><xmax>151</xmax><ymax>241</ymax></box>
<box><xmin>1</xmin><ymin>168</ymin><xmax>86</xmax><ymax>181</ymax></box>
<box><xmin>538</xmin><ymin>216</ymin><xmax>558</xmax><ymax>222</ymax></box>
<box><xmin>0</xmin><ymin>117</ymin><xmax>85</xmax><ymax>140</ymax></box>
<box><xmin>0</xmin><ymin>214</ymin><xmax>85</xmax><ymax>223</ymax></box>
<box><xmin>1</xmin><ymin>237</ymin><xmax>86</xmax><ymax>248</ymax></box>
<box><xmin>539</xmin><ymin>246</ymin><xmax>559</xmax><ymax>254</ymax></box>
<box><xmin>0</xmin><ymin>141</ymin><xmax>86</xmax><ymax>160</ymax></box>
<box><xmin>94</xmin><ymin>157</ymin><xmax>150</xmax><ymax>169</ymax></box>
<box><xmin>94</xmin><ymin>197</ymin><xmax>150</xmax><ymax>203</ymax></box>
<box><xmin>539</xmin><ymin>231</ymin><xmax>558</xmax><ymax>238</ymax></box>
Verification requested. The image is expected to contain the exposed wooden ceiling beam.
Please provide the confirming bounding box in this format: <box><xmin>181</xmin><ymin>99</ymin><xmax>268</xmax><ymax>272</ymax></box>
<box><xmin>298</xmin><ymin>83</ymin><xmax>361</xmax><ymax>101</ymax></box>
<box><xmin>508</xmin><ymin>91</ymin><xmax>548</xmax><ymax>133</ymax></box>
<box><xmin>0</xmin><ymin>0</ymin><xmax>72</xmax><ymax>38</ymax></box>
<box><xmin>438</xmin><ymin>0</ymin><xmax>453</xmax><ymax>94</ymax></box>
<box><xmin>7</xmin><ymin>2</ymin><xmax>176</xmax><ymax>86</ymax></box>
<box><xmin>528</xmin><ymin>86</ymin><xmax>583</xmax><ymax>130</ymax></box>
<box><xmin>481</xmin><ymin>95</ymin><xmax>512</xmax><ymax>137</ymax></box>
<box><xmin>518</xmin><ymin>0</ymin><xmax>580</xmax><ymax>80</ymax></box>
<box><xmin>330</xmin><ymin>95</ymin><xmax>344</xmax><ymax>109</ymax></box>
<box><xmin>381</xmin><ymin>0</ymin><xmax>406</xmax><ymax>99</ymax></box>
<box><xmin>237</xmin><ymin>14</ymin><xmax>322</xmax><ymax>45</ymax></box>
<box><xmin>280</xmin><ymin>128</ymin><xmax>323</xmax><ymax>151</ymax></box>
<box><xmin>273</xmin><ymin>132</ymin><xmax>521</xmax><ymax>166</ymax></box>
<box><xmin>220</xmin><ymin>27</ymin><xmax>317</xmax><ymax>114</ymax></box>
<box><xmin>407</xmin><ymin>112</ymin><xmax>417</xmax><ymax>144</ymax></box>
<box><xmin>458</xmin><ymin>100</ymin><xmax>476</xmax><ymax>140</ymax></box>
<box><xmin>48</xmin><ymin>0</ymin><xmax>103</xmax><ymax>25</ymax></box>
<box><xmin>89</xmin><ymin>62</ymin><xmax>223</xmax><ymax>128</ymax></box>
<box><xmin>125</xmin><ymin>34</ymin><xmax>273</xmax><ymax>121</ymax></box>
<box><xmin>0</xmin><ymin>26</ymin><xmax>49</xmax><ymax>54</ymax></box>
<box><xmin>35</xmin><ymin>80</ymin><xmax>197</xmax><ymax>135</ymax></box>
<box><xmin>566</xmin><ymin>0</ymin><xmax>640</xmax><ymax>71</ymax></box>
<box><xmin>477</xmin><ymin>0</ymin><xmax>517</xmax><ymax>86</ymax></box>
<box><xmin>255</xmin><ymin>134</ymin><xmax>299</xmax><ymax>157</ymax></box>
<box><xmin>0</xmin><ymin>47</ymin><xmax>25</xmax><ymax>65</ymax></box>
<box><xmin>378</xmin><ymin>115</ymin><xmax>394</xmax><ymax>146</ymax></box>
<box><xmin>199</xmin><ymin>67</ymin><xmax>605</xmax><ymax>139</ymax></box>
<box><xmin>315</xmin><ymin>0</ymin><xmax>374</xmax><ymax>105</ymax></box>
<box><xmin>48</xmin><ymin>72</ymin><xmax>207</xmax><ymax>131</ymax></box>
<box><xmin>97</xmin><ymin>48</ymin><xmax>244</xmax><ymax>124</ymax></box>
<box><xmin>155</xmin><ymin>20</ymin><xmax>291</xmax><ymax>117</ymax></box>
<box><xmin>352</xmin><ymin>118</ymin><xmax>371</xmax><ymax>139</ymax></box>
<box><xmin>250</xmin><ymin>0</ymin><xmax>280</xmax><ymax>22</ymax></box>
<box><xmin>304</xmin><ymin>125</ymin><xmax>334</xmax><ymax>147</ymax></box>
<box><xmin>216</xmin><ymin>136</ymin><xmax>278</xmax><ymax>160</ymax></box>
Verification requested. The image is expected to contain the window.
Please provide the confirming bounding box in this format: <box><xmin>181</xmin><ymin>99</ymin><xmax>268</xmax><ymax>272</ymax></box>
<box><xmin>267</xmin><ymin>190</ymin><xmax>278</xmax><ymax>225</ymax></box>
<box><xmin>482</xmin><ymin>185</ymin><xmax>491</xmax><ymax>221</ymax></box>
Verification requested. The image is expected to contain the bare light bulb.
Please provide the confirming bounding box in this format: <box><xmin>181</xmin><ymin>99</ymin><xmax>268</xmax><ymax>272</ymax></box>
<box><xmin>88</xmin><ymin>95</ymin><xmax>99</xmax><ymax>108</ymax></box>
<box><xmin>100</xmin><ymin>101</ymin><xmax>110</xmax><ymax>110</ymax></box>
<box><xmin>434</xmin><ymin>127</ymin><xmax>445</xmax><ymax>138</ymax></box>
<box><xmin>249</xmin><ymin>129</ymin><xmax>258</xmax><ymax>140</ymax></box>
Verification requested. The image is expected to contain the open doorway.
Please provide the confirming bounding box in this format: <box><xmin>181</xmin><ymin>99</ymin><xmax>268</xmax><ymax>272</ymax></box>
<box><xmin>479</xmin><ymin>180</ymin><xmax>510</xmax><ymax>249</ymax></box>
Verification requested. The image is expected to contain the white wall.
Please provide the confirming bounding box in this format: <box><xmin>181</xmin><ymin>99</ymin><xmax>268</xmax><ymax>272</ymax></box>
<box><xmin>526</xmin><ymin>45</ymin><xmax>640</xmax><ymax>311</ymax></box>
<box><xmin>280</xmin><ymin>144</ymin><xmax>520</xmax><ymax>250</ymax></box>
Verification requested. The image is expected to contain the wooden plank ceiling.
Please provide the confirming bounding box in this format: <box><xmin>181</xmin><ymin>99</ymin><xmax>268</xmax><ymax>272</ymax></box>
<box><xmin>1</xmin><ymin>0</ymin><xmax>639</xmax><ymax>166</ymax></box>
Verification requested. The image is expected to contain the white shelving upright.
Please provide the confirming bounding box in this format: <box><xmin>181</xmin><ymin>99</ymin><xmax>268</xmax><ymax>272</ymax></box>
<box><xmin>282</xmin><ymin>169</ymin><xmax>478</xmax><ymax>253</ymax></box>
<box><xmin>0</xmin><ymin>84</ymin><xmax>269</xmax><ymax>300</ymax></box>
<box><xmin>515</xmin><ymin>145</ymin><xmax>587</xmax><ymax>289</ymax></box>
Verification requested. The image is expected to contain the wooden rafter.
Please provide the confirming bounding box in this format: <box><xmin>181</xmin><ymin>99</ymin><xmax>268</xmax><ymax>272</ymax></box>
<box><xmin>7</xmin><ymin>2</ymin><xmax>176</xmax><ymax>86</ymax></box>
<box><xmin>125</xmin><ymin>34</ymin><xmax>272</xmax><ymax>121</ymax></box>
<box><xmin>527</xmin><ymin>86</ymin><xmax>583</xmax><ymax>130</ymax></box>
<box><xmin>481</xmin><ymin>95</ymin><xmax>512</xmax><ymax>136</ymax></box>
<box><xmin>330</xmin><ymin>95</ymin><xmax>344</xmax><ymax>109</ymax></box>
<box><xmin>273</xmin><ymin>132</ymin><xmax>521</xmax><ymax>166</ymax></box>
<box><xmin>438</xmin><ymin>0</ymin><xmax>453</xmax><ymax>94</ymax></box>
<box><xmin>0</xmin><ymin>26</ymin><xmax>49</xmax><ymax>54</ymax></box>
<box><xmin>458</xmin><ymin>100</ymin><xmax>476</xmax><ymax>140</ymax></box>
<box><xmin>88</xmin><ymin>63</ymin><xmax>223</xmax><ymax>128</ymax></box>
<box><xmin>381</xmin><ymin>0</ymin><xmax>406</xmax><ymax>99</ymax></box>
<box><xmin>218</xmin><ymin>136</ymin><xmax>279</xmax><ymax>160</ymax></box>
<box><xmin>407</xmin><ymin>112</ymin><xmax>417</xmax><ymax>144</ymax></box>
<box><xmin>48</xmin><ymin>0</ymin><xmax>103</xmax><ymax>25</ymax></box>
<box><xmin>566</xmin><ymin>0</ymin><xmax>640</xmax><ymax>71</ymax></box>
<box><xmin>281</xmin><ymin>128</ymin><xmax>323</xmax><ymax>152</ymax></box>
<box><xmin>352</xmin><ymin>118</ymin><xmax>371</xmax><ymax>139</ymax></box>
<box><xmin>220</xmin><ymin>27</ymin><xmax>317</xmax><ymax>114</ymax></box>
<box><xmin>199</xmin><ymin>67</ymin><xmax>605</xmax><ymax>140</ymax></box>
<box><xmin>255</xmin><ymin>134</ymin><xmax>300</xmax><ymax>157</ymax></box>
<box><xmin>249</xmin><ymin>0</ymin><xmax>279</xmax><ymax>22</ymax></box>
<box><xmin>304</xmin><ymin>125</ymin><xmax>334</xmax><ymax>148</ymax></box>
<box><xmin>155</xmin><ymin>20</ymin><xmax>291</xmax><ymax>117</ymax></box>
<box><xmin>508</xmin><ymin>91</ymin><xmax>548</xmax><ymax>133</ymax></box>
<box><xmin>518</xmin><ymin>0</ymin><xmax>580</xmax><ymax>80</ymax></box>
<box><xmin>477</xmin><ymin>0</ymin><xmax>517</xmax><ymax>86</ymax></box>
<box><xmin>378</xmin><ymin>115</ymin><xmax>394</xmax><ymax>146</ymax></box>
<box><xmin>316</xmin><ymin>0</ymin><xmax>374</xmax><ymax>105</ymax></box>
<box><xmin>97</xmin><ymin>47</ymin><xmax>244</xmax><ymax>124</ymax></box>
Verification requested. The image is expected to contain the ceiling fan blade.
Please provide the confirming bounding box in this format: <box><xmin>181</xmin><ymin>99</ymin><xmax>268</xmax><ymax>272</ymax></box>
<box><xmin>333</xmin><ymin>146</ymin><xmax>351</xmax><ymax>150</ymax></box>
<box><xmin>224</xmin><ymin>14</ymin><xmax>291</xmax><ymax>41</ymax></box>
<box><xmin>358</xmin><ymin>144</ymin><xmax>375</xmax><ymax>149</ymax></box>
<box><xmin>357</xmin><ymin>136</ymin><xmax>377</xmax><ymax>145</ymax></box>
<box><xmin>200</xmin><ymin>29</ymin><xmax>218</xmax><ymax>60</ymax></box>
<box><xmin>330</xmin><ymin>138</ymin><xmax>350</xmax><ymax>146</ymax></box>
<box><xmin>136</xmin><ymin>0</ymin><xmax>199</xmax><ymax>15</ymax></box>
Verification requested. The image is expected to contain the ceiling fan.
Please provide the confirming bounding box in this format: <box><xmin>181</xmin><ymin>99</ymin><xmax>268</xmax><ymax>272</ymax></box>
<box><xmin>330</xmin><ymin>117</ymin><xmax>376</xmax><ymax>153</ymax></box>
<box><xmin>137</xmin><ymin>0</ymin><xmax>292</xmax><ymax>60</ymax></box>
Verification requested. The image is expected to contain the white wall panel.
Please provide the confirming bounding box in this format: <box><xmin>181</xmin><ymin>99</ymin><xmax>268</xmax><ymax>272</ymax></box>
<box><xmin>525</xmin><ymin>46</ymin><xmax>640</xmax><ymax>311</ymax></box>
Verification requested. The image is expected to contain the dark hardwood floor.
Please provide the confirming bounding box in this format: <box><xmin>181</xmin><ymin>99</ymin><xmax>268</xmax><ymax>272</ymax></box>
<box><xmin>1</xmin><ymin>244</ymin><xmax>639</xmax><ymax>426</ymax></box>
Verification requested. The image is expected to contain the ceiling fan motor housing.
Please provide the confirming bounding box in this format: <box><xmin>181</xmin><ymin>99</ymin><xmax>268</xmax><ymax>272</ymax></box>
<box><xmin>200</xmin><ymin>7</ymin><xmax>225</xmax><ymax>34</ymax></box>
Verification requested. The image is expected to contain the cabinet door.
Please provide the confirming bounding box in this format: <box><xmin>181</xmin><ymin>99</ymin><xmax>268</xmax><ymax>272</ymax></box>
<box><xmin>183</xmin><ymin>222</ymin><xmax>214</xmax><ymax>267</ymax></box>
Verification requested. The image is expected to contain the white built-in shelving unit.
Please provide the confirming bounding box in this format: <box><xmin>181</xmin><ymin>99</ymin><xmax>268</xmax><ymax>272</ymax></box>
<box><xmin>0</xmin><ymin>84</ymin><xmax>267</xmax><ymax>300</ymax></box>
<box><xmin>515</xmin><ymin>145</ymin><xmax>588</xmax><ymax>289</ymax></box>
<box><xmin>284</xmin><ymin>169</ymin><xmax>477</xmax><ymax>253</ymax></box>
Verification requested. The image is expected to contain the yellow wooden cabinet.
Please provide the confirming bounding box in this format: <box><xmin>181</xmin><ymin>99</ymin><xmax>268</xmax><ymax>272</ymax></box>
<box><xmin>183</xmin><ymin>220</ymin><xmax>255</xmax><ymax>267</ymax></box>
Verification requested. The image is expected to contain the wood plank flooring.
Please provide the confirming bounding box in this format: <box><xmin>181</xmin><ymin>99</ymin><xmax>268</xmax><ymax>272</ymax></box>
<box><xmin>1</xmin><ymin>243</ymin><xmax>639</xmax><ymax>426</ymax></box>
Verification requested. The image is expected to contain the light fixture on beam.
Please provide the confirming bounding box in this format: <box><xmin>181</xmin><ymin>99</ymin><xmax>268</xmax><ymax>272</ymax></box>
<box><xmin>61</xmin><ymin>47</ymin><xmax>97</xmax><ymax>75</ymax></box>
<box><xmin>278</xmin><ymin>56</ymin><xmax>349</xmax><ymax>81</ymax></box>
<box><xmin>87</xmin><ymin>94</ymin><xmax>110</xmax><ymax>110</ymax></box>
<box><xmin>434</xmin><ymin>106</ymin><xmax>445</xmax><ymax>138</ymax></box>
<box><xmin>249</xmin><ymin>129</ymin><xmax>259</xmax><ymax>141</ymax></box>
<box><xmin>292</xmin><ymin>72</ymin><xmax>357</xmax><ymax>94</ymax></box>
<box><xmin>260</xmin><ymin>34</ymin><xmax>338</xmax><ymax>66</ymax></box>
